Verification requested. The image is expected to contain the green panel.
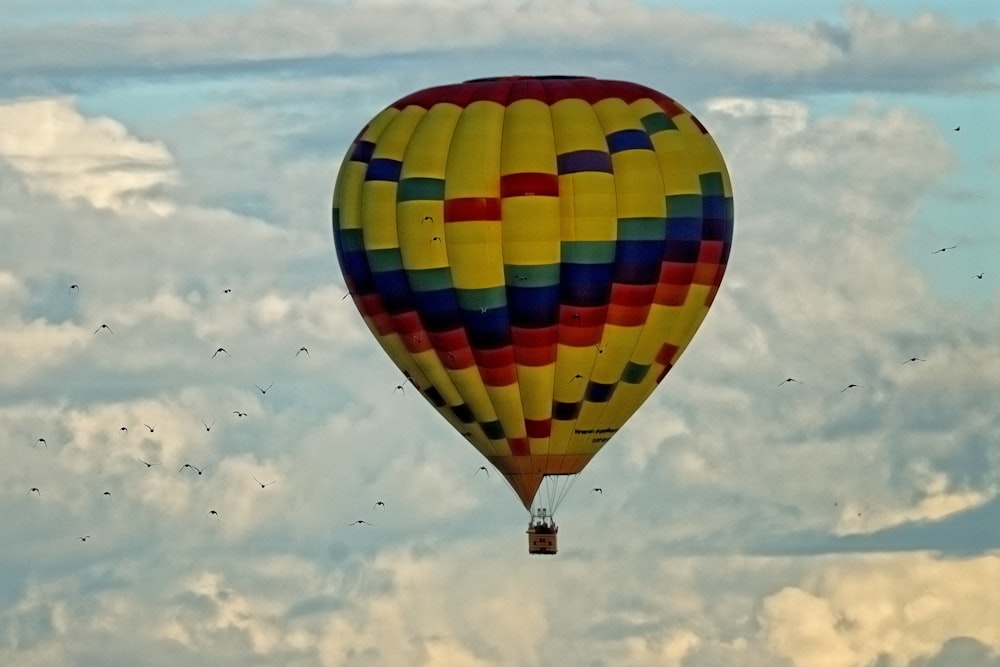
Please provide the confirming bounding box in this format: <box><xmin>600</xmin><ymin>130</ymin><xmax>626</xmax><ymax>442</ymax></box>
<box><xmin>640</xmin><ymin>112</ymin><xmax>677</xmax><ymax>135</ymax></box>
<box><xmin>397</xmin><ymin>177</ymin><xmax>446</xmax><ymax>201</ymax></box>
<box><xmin>456</xmin><ymin>286</ymin><xmax>507</xmax><ymax>311</ymax></box>
<box><xmin>366</xmin><ymin>248</ymin><xmax>404</xmax><ymax>272</ymax></box>
<box><xmin>665</xmin><ymin>194</ymin><xmax>703</xmax><ymax>218</ymax></box>
<box><xmin>560</xmin><ymin>241</ymin><xmax>616</xmax><ymax>264</ymax></box>
<box><xmin>504</xmin><ymin>263</ymin><xmax>560</xmax><ymax>287</ymax></box>
<box><xmin>617</xmin><ymin>217</ymin><xmax>667</xmax><ymax>241</ymax></box>
<box><xmin>406</xmin><ymin>266</ymin><xmax>454</xmax><ymax>292</ymax></box>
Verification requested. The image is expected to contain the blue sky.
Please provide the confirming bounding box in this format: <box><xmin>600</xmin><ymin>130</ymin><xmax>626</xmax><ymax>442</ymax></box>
<box><xmin>1</xmin><ymin>2</ymin><xmax>999</xmax><ymax>666</ymax></box>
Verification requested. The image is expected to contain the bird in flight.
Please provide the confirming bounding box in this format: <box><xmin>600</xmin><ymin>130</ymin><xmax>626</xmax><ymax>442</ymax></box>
<box><xmin>233</xmin><ymin>410</ymin><xmax>247</xmax><ymax>417</ymax></box>
<box><xmin>348</xmin><ymin>519</ymin><xmax>373</xmax><ymax>526</ymax></box>
<box><xmin>430</xmin><ymin>236</ymin><xmax>443</xmax><ymax>244</ymax></box>
<box><xmin>137</xmin><ymin>458</ymin><xmax>161</xmax><ymax>468</ymax></box>
<box><xmin>903</xmin><ymin>357</ymin><xmax>926</xmax><ymax>364</ymax></box>
<box><xmin>212</xmin><ymin>347</ymin><xmax>230</xmax><ymax>358</ymax></box>
<box><xmin>841</xmin><ymin>384</ymin><xmax>864</xmax><ymax>392</ymax></box>
<box><xmin>953</xmin><ymin>126</ymin><xmax>960</xmax><ymax>131</ymax></box>
<box><xmin>28</xmin><ymin>487</ymin><xmax>40</xmax><ymax>495</ymax></box>
<box><xmin>295</xmin><ymin>346</ymin><xmax>310</xmax><ymax>357</ymax></box>
<box><xmin>143</xmin><ymin>423</ymin><xmax>156</xmax><ymax>433</ymax></box>
<box><xmin>34</xmin><ymin>438</ymin><xmax>47</xmax><ymax>448</ymax></box>
<box><xmin>120</xmin><ymin>426</ymin><xmax>128</xmax><ymax>434</ymax></box>
<box><xmin>421</xmin><ymin>216</ymin><xmax>434</xmax><ymax>224</ymax></box>
<box><xmin>373</xmin><ymin>501</ymin><xmax>386</xmax><ymax>509</ymax></box>
<box><xmin>202</xmin><ymin>420</ymin><xmax>215</xmax><ymax>432</ymax></box>
<box><xmin>570</xmin><ymin>373</ymin><xmax>585</xmax><ymax>383</ymax></box>
<box><xmin>94</xmin><ymin>324</ymin><xmax>114</xmax><ymax>334</ymax></box>
<box><xmin>69</xmin><ymin>283</ymin><xmax>80</xmax><ymax>292</ymax></box>
<box><xmin>255</xmin><ymin>382</ymin><xmax>273</xmax><ymax>395</ymax></box>
<box><xmin>778</xmin><ymin>378</ymin><xmax>802</xmax><ymax>386</ymax></box>
<box><xmin>393</xmin><ymin>384</ymin><xmax>406</xmax><ymax>395</ymax></box>
<box><xmin>103</xmin><ymin>491</ymin><xmax>112</xmax><ymax>500</ymax></box>
<box><xmin>932</xmin><ymin>246</ymin><xmax>956</xmax><ymax>253</ymax></box>
<box><xmin>973</xmin><ymin>273</ymin><xmax>984</xmax><ymax>280</ymax></box>
<box><xmin>78</xmin><ymin>535</ymin><xmax>90</xmax><ymax>542</ymax></box>
<box><xmin>592</xmin><ymin>487</ymin><xmax>603</xmax><ymax>494</ymax></box>
<box><xmin>179</xmin><ymin>463</ymin><xmax>203</xmax><ymax>475</ymax></box>
<box><xmin>253</xmin><ymin>476</ymin><xmax>276</xmax><ymax>489</ymax></box>
<box><xmin>221</xmin><ymin>288</ymin><xmax>232</xmax><ymax>294</ymax></box>
<box><xmin>206</xmin><ymin>510</ymin><xmax>219</xmax><ymax>519</ymax></box>
<box><xmin>475</xmin><ymin>466</ymin><xmax>489</xmax><ymax>477</ymax></box>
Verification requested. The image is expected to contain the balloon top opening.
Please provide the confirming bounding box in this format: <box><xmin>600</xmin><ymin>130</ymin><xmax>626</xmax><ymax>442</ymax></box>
<box><xmin>463</xmin><ymin>75</ymin><xmax>596</xmax><ymax>83</ymax></box>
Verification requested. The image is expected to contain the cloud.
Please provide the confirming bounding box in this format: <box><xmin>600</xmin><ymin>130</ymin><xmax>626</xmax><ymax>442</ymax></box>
<box><xmin>0</xmin><ymin>97</ymin><xmax>177</xmax><ymax>213</ymax></box>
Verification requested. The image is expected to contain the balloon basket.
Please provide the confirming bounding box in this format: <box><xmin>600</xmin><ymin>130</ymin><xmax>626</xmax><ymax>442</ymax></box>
<box><xmin>527</xmin><ymin>524</ymin><xmax>559</xmax><ymax>555</ymax></box>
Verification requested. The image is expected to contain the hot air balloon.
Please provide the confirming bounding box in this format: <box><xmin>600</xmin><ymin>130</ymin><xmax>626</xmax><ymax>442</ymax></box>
<box><xmin>332</xmin><ymin>76</ymin><xmax>733</xmax><ymax>554</ymax></box>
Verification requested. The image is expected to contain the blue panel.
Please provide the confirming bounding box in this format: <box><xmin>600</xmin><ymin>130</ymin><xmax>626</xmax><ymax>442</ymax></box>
<box><xmin>557</xmin><ymin>150</ymin><xmax>613</xmax><ymax>174</ymax></box>
<box><xmin>339</xmin><ymin>250</ymin><xmax>375</xmax><ymax>294</ymax></box>
<box><xmin>507</xmin><ymin>285</ymin><xmax>560</xmax><ymax>328</ymax></box>
<box><xmin>606</xmin><ymin>128</ymin><xmax>653</xmax><ymax>153</ymax></box>
<box><xmin>423</xmin><ymin>386</ymin><xmax>446</xmax><ymax>407</ymax></box>
<box><xmin>366</xmin><ymin>158</ymin><xmax>402</xmax><ymax>182</ymax></box>
<box><xmin>451</xmin><ymin>403</ymin><xmax>475</xmax><ymax>424</ymax></box>
<box><xmin>560</xmin><ymin>263</ymin><xmax>615</xmax><ymax>307</ymax></box>
<box><xmin>553</xmin><ymin>400</ymin><xmax>582</xmax><ymax>421</ymax></box>
<box><xmin>371</xmin><ymin>269</ymin><xmax>414</xmax><ymax>314</ymax></box>
<box><xmin>664</xmin><ymin>217</ymin><xmax>703</xmax><ymax>242</ymax></box>
<box><xmin>461</xmin><ymin>307</ymin><xmax>511</xmax><ymax>349</ymax></box>
<box><xmin>585</xmin><ymin>380</ymin><xmax>617</xmax><ymax>403</ymax></box>
<box><xmin>350</xmin><ymin>140</ymin><xmax>375</xmax><ymax>163</ymax></box>
<box><xmin>702</xmin><ymin>216</ymin><xmax>732</xmax><ymax>242</ymax></box>
<box><xmin>614</xmin><ymin>240</ymin><xmax>665</xmax><ymax>284</ymax></box>
<box><xmin>662</xmin><ymin>240</ymin><xmax>701</xmax><ymax>264</ymax></box>
<box><xmin>702</xmin><ymin>194</ymin><xmax>729</xmax><ymax>221</ymax></box>
<box><xmin>412</xmin><ymin>288</ymin><xmax>463</xmax><ymax>333</ymax></box>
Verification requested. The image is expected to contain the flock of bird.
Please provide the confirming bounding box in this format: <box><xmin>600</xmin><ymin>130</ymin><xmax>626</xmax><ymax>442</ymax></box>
<box><xmin>23</xmin><ymin>285</ymin><xmax>412</xmax><ymax>544</ymax></box>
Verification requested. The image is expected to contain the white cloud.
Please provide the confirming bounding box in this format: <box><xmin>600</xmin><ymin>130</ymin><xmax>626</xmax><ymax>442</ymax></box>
<box><xmin>0</xmin><ymin>98</ymin><xmax>177</xmax><ymax>213</ymax></box>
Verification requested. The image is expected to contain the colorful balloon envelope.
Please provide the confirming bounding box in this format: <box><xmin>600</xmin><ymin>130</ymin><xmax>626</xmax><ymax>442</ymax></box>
<box><xmin>332</xmin><ymin>76</ymin><xmax>733</xmax><ymax>514</ymax></box>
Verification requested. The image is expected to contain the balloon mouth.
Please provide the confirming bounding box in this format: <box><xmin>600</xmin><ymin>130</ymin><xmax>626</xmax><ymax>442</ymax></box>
<box><xmin>463</xmin><ymin>75</ymin><xmax>596</xmax><ymax>83</ymax></box>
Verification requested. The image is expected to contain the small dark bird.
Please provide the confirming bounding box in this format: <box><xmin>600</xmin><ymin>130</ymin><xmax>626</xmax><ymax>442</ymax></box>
<box><xmin>349</xmin><ymin>519</ymin><xmax>373</xmax><ymax>526</ymax></box>
<box><xmin>206</xmin><ymin>510</ymin><xmax>219</xmax><ymax>519</ymax></box>
<box><xmin>570</xmin><ymin>374</ymin><xmax>585</xmax><ymax>383</ymax></box>
<box><xmin>103</xmin><ymin>491</ymin><xmax>112</xmax><ymax>500</ymax></box>
<box><xmin>393</xmin><ymin>384</ymin><xmax>405</xmax><ymax>395</ymax></box>
<box><xmin>233</xmin><ymin>410</ymin><xmax>247</xmax><ymax>418</ymax></box>
<box><xmin>903</xmin><ymin>357</ymin><xmax>926</xmax><ymax>364</ymax></box>
<box><xmin>475</xmin><ymin>466</ymin><xmax>489</xmax><ymax>477</ymax></box>
<box><xmin>973</xmin><ymin>273</ymin><xmax>984</xmax><ymax>279</ymax></box>
<box><xmin>212</xmin><ymin>347</ymin><xmax>230</xmax><ymax>358</ymax></box>
<box><xmin>253</xmin><ymin>476</ymin><xmax>276</xmax><ymax>489</ymax></box>
<box><xmin>255</xmin><ymin>382</ymin><xmax>273</xmax><ymax>395</ymax></box>
<box><xmin>342</xmin><ymin>291</ymin><xmax>354</xmax><ymax>300</ymax></box>
<box><xmin>143</xmin><ymin>423</ymin><xmax>155</xmax><ymax>433</ymax></box>
<box><xmin>137</xmin><ymin>458</ymin><xmax>161</xmax><ymax>468</ymax></box>
<box><xmin>932</xmin><ymin>246</ymin><xmax>956</xmax><ymax>253</ymax></box>
<box><xmin>34</xmin><ymin>438</ymin><xmax>47</xmax><ymax>448</ymax></box>
<box><xmin>179</xmin><ymin>463</ymin><xmax>203</xmax><ymax>475</ymax></box>
<box><xmin>78</xmin><ymin>535</ymin><xmax>90</xmax><ymax>542</ymax></box>
<box><xmin>778</xmin><ymin>378</ymin><xmax>802</xmax><ymax>386</ymax></box>
<box><xmin>421</xmin><ymin>216</ymin><xmax>434</xmax><ymax>224</ymax></box>
<box><xmin>296</xmin><ymin>346</ymin><xmax>310</xmax><ymax>357</ymax></box>
<box><xmin>479</xmin><ymin>306</ymin><xmax>488</xmax><ymax>314</ymax></box>
<box><xmin>120</xmin><ymin>426</ymin><xmax>128</xmax><ymax>434</ymax></box>
<box><xmin>94</xmin><ymin>324</ymin><xmax>114</xmax><ymax>334</ymax></box>
<box><xmin>953</xmin><ymin>126</ymin><xmax>960</xmax><ymax>131</ymax></box>
<box><xmin>596</xmin><ymin>344</ymin><xmax>606</xmax><ymax>354</ymax></box>
<box><xmin>841</xmin><ymin>384</ymin><xmax>864</xmax><ymax>392</ymax></box>
<box><xmin>221</xmin><ymin>288</ymin><xmax>232</xmax><ymax>294</ymax></box>
<box><xmin>592</xmin><ymin>488</ymin><xmax>603</xmax><ymax>494</ymax></box>
<box><xmin>202</xmin><ymin>420</ymin><xmax>215</xmax><ymax>432</ymax></box>
<box><xmin>373</xmin><ymin>501</ymin><xmax>386</xmax><ymax>509</ymax></box>
<box><xmin>69</xmin><ymin>284</ymin><xmax>80</xmax><ymax>291</ymax></box>
<box><xmin>29</xmin><ymin>487</ymin><xmax>40</xmax><ymax>495</ymax></box>
<box><xmin>430</xmin><ymin>236</ymin><xmax>443</xmax><ymax>243</ymax></box>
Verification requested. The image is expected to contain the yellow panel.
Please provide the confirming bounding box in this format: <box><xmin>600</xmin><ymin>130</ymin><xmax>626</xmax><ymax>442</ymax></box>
<box><xmin>650</xmin><ymin>132</ymin><xmax>702</xmax><ymax>195</ymax></box>
<box><xmin>360</xmin><ymin>181</ymin><xmax>400</xmax><ymax>250</ymax></box>
<box><xmin>501</xmin><ymin>99</ymin><xmax>557</xmax><ymax>174</ymax></box>
<box><xmin>333</xmin><ymin>162</ymin><xmax>368</xmax><ymax>231</ymax></box>
<box><xmin>591</xmin><ymin>324</ymin><xmax>641</xmax><ymax>384</ymax></box>
<box><xmin>445</xmin><ymin>101</ymin><xmax>504</xmax><ymax>197</ymax></box>
<box><xmin>551</xmin><ymin>98</ymin><xmax>607</xmax><ymax>152</ymax></box>
<box><xmin>401</xmin><ymin>103</ymin><xmax>462</xmax><ymax>178</ymax></box>
<box><xmin>631</xmin><ymin>305</ymin><xmax>682</xmax><ymax>363</ymax></box>
<box><xmin>609</xmin><ymin>150</ymin><xmax>666</xmax><ymax>219</ymax></box>
<box><xmin>502</xmin><ymin>198</ymin><xmax>561</xmax><ymax>265</ymax></box>
<box><xmin>446</xmin><ymin>224</ymin><xmax>505</xmax><ymax>290</ymax></box>
<box><xmin>628</xmin><ymin>97</ymin><xmax>669</xmax><ymax>119</ymax></box>
<box><xmin>450</xmin><ymin>366</ymin><xmax>499</xmax><ymax>423</ymax></box>
<box><xmin>552</xmin><ymin>344</ymin><xmax>599</xmax><ymax>403</ymax></box>
<box><xmin>558</xmin><ymin>172</ymin><xmax>618</xmax><ymax>242</ymax></box>
<box><xmin>372</xmin><ymin>105</ymin><xmax>425</xmax><ymax>160</ymax></box>
<box><xmin>548</xmin><ymin>420</ymin><xmax>575</xmax><ymax>455</ymax></box>
<box><xmin>528</xmin><ymin>437</ymin><xmax>552</xmax><ymax>456</ymax></box>
<box><xmin>517</xmin><ymin>364</ymin><xmax>556</xmax><ymax>421</ymax></box>
<box><xmin>358</xmin><ymin>107</ymin><xmax>400</xmax><ymax>143</ymax></box>
<box><xmin>591</xmin><ymin>97</ymin><xmax>641</xmax><ymax>135</ymax></box>
<box><xmin>397</xmin><ymin>200</ymin><xmax>446</xmax><ymax>270</ymax></box>
<box><xmin>485</xmin><ymin>384</ymin><xmax>527</xmax><ymax>440</ymax></box>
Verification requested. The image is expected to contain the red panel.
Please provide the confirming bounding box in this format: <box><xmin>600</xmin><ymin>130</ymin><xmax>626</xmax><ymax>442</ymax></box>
<box><xmin>606</xmin><ymin>303</ymin><xmax>650</xmax><ymax>327</ymax></box>
<box><xmin>473</xmin><ymin>345</ymin><xmax>515</xmax><ymax>368</ymax></box>
<box><xmin>480</xmin><ymin>364</ymin><xmax>518</xmax><ymax>387</ymax></box>
<box><xmin>698</xmin><ymin>240</ymin><xmax>724</xmax><ymax>264</ymax></box>
<box><xmin>610</xmin><ymin>283</ymin><xmax>657</xmax><ymax>307</ymax></box>
<box><xmin>559</xmin><ymin>304</ymin><xmax>608</xmax><ymax>327</ymax></box>
<box><xmin>659</xmin><ymin>261</ymin><xmax>696</xmax><ymax>285</ymax></box>
<box><xmin>438</xmin><ymin>346</ymin><xmax>476</xmax><ymax>370</ymax></box>
<box><xmin>514</xmin><ymin>344</ymin><xmax>558</xmax><ymax>367</ymax></box>
<box><xmin>653</xmin><ymin>283</ymin><xmax>689</xmax><ymax>306</ymax></box>
<box><xmin>525</xmin><ymin>419</ymin><xmax>552</xmax><ymax>438</ymax></box>
<box><xmin>508</xmin><ymin>437</ymin><xmax>530</xmax><ymax>456</ymax></box>
<box><xmin>656</xmin><ymin>342</ymin><xmax>680</xmax><ymax>366</ymax></box>
<box><xmin>512</xmin><ymin>326</ymin><xmax>559</xmax><ymax>348</ymax></box>
<box><xmin>401</xmin><ymin>331</ymin><xmax>433</xmax><ymax>354</ymax></box>
<box><xmin>500</xmin><ymin>172</ymin><xmax>559</xmax><ymax>198</ymax></box>
<box><xmin>427</xmin><ymin>328</ymin><xmax>468</xmax><ymax>353</ymax></box>
<box><xmin>444</xmin><ymin>197</ymin><xmax>502</xmax><ymax>222</ymax></box>
<box><xmin>559</xmin><ymin>325</ymin><xmax>603</xmax><ymax>347</ymax></box>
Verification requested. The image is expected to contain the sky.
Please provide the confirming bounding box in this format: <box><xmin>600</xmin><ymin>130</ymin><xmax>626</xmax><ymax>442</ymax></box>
<box><xmin>1</xmin><ymin>1</ymin><xmax>999</xmax><ymax>665</ymax></box>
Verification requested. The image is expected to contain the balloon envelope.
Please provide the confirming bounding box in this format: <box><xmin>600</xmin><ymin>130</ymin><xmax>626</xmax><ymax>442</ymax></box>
<box><xmin>332</xmin><ymin>76</ymin><xmax>733</xmax><ymax>510</ymax></box>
